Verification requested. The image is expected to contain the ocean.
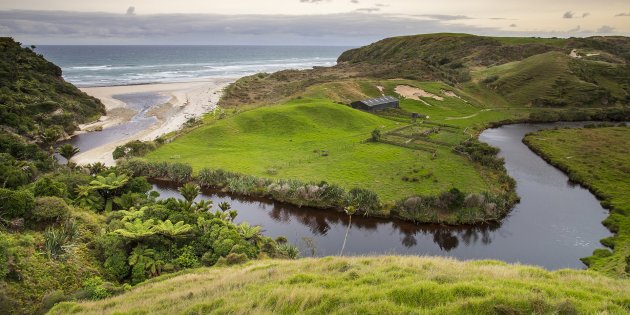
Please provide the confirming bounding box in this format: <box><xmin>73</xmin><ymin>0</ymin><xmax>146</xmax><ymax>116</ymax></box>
<box><xmin>36</xmin><ymin>45</ymin><xmax>352</xmax><ymax>87</ymax></box>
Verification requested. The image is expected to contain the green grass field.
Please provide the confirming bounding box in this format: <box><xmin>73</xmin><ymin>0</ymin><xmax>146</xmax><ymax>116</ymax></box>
<box><xmin>146</xmin><ymin>97</ymin><xmax>495</xmax><ymax>201</ymax></box>
<box><xmin>524</xmin><ymin>126</ymin><xmax>630</xmax><ymax>276</ymax></box>
<box><xmin>48</xmin><ymin>256</ymin><xmax>630</xmax><ymax>315</ymax></box>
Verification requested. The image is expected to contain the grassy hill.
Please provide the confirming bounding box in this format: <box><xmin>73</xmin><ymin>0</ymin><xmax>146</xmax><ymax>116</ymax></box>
<box><xmin>0</xmin><ymin>38</ymin><xmax>105</xmax><ymax>142</ymax></box>
<box><xmin>524</xmin><ymin>126</ymin><xmax>630</xmax><ymax>276</ymax></box>
<box><xmin>48</xmin><ymin>256</ymin><xmax>630</xmax><ymax>314</ymax></box>
<box><xmin>221</xmin><ymin>33</ymin><xmax>630</xmax><ymax>109</ymax></box>
<box><xmin>146</xmin><ymin>97</ymin><xmax>490</xmax><ymax>202</ymax></box>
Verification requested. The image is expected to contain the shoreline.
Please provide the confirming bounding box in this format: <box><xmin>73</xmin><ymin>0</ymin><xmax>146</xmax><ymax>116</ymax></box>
<box><xmin>72</xmin><ymin>78</ymin><xmax>235</xmax><ymax>165</ymax></box>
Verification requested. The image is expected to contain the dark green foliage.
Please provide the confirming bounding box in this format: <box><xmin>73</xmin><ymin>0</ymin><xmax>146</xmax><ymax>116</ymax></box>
<box><xmin>43</xmin><ymin>221</ymin><xmax>77</xmax><ymax>260</ymax></box>
<box><xmin>0</xmin><ymin>188</ymin><xmax>35</xmax><ymax>219</ymax></box>
<box><xmin>0</xmin><ymin>153</ymin><xmax>34</xmax><ymax>189</ymax></box>
<box><xmin>36</xmin><ymin>290</ymin><xmax>67</xmax><ymax>315</ymax></box>
<box><xmin>30</xmin><ymin>197</ymin><xmax>69</xmax><ymax>222</ymax></box>
<box><xmin>0</xmin><ymin>38</ymin><xmax>105</xmax><ymax>139</ymax></box>
<box><xmin>454</xmin><ymin>139</ymin><xmax>503</xmax><ymax>169</ymax></box>
<box><xmin>33</xmin><ymin>177</ymin><xmax>68</xmax><ymax>198</ymax></box>
<box><xmin>174</xmin><ymin>246</ymin><xmax>199</xmax><ymax>268</ymax></box>
<box><xmin>0</xmin><ymin>132</ymin><xmax>54</xmax><ymax>172</ymax></box>
<box><xmin>104</xmin><ymin>251</ymin><xmax>130</xmax><ymax>282</ymax></box>
<box><xmin>371</xmin><ymin>129</ymin><xmax>381</xmax><ymax>142</ymax></box>
<box><xmin>346</xmin><ymin>188</ymin><xmax>380</xmax><ymax>215</ymax></box>
<box><xmin>56</xmin><ymin>144</ymin><xmax>79</xmax><ymax>163</ymax></box>
<box><xmin>113</xmin><ymin>140</ymin><xmax>157</xmax><ymax>160</ymax></box>
<box><xmin>178</xmin><ymin>183</ymin><xmax>200</xmax><ymax>204</ymax></box>
<box><xmin>197</xmin><ymin>219</ymin><xmax>259</xmax><ymax>266</ymax></box>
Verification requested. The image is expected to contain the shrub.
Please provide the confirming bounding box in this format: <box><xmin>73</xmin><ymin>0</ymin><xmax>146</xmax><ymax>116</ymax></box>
<box><xmin>33</xmin><ymin>177</ymin><xmax>68</xmax><ymax>198</ymax></box>
<box><xmin>277</xmin><ymin>243</ymin><xmax>300</xmax><ymax>259</ymax></box>
<box><xmin>112</xmin><ymin>140</ymin><xmax>157</xmax><ymax>160</ymax></box>
<box><xmin>82</xmin><ymin>276</ymin><xmax>112</xmax><ymax>300</ymax></box>
<box><xmin>104</xmin><ymin>250</ymin><xmax>130</xmax><ymax>282</ymax></box>
<box><xmin>30</xmin><ymin>197</ymin><xmax>70</xmax><ymax>222</ymax></box>
<box><xmin>0</xmin><ymin>156</ymin><xmax>32</xmax><ymax>189</ymax></box>
<box><xmin>126</xmin><ymin>176</ymin><xmax>152</xmax><ymax>194</ymax></box>
<box><xmin>166</xmin><ymin>163</ymin><xmax>192</xmax><ymax>183</ymax></box>
<box><xmin>0</xmin><ymin>188</ymin><xmax>35</xmax><ymax>219</ymax></box>
<box><xmin>174</xmin><ymin>246</ymin><xmax>199</xmax><ymax>268</ymax></box>
<box><xmin>37</xmin><ymin>290</ymin><xmax>67</xmax><ymax>314</ymax></box>
<box><xmin>347</xmin><ymin>188</ymin><xmax>380</xmax><ymax>215</ymax></box>
<box><xmin>216</xmin><ymin>253</ymin><xmax>248</xmax><ymax>266</ymax></box>
<box><xmin>371</xmin><ymin>129</ymin><xmax>381</xmax><ymax>142</ymax></box>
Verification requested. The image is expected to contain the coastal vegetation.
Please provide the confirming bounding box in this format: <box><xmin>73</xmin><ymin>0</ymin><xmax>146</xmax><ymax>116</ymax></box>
<box><xmin>0</xmin><ymin>38</ymin><xmax>105</xmax><ymax>143</ymax></box>
<box><xmin>524</xmin><ymin>125</ymin><xmax>630</xmax><ymax>277</ymax></box>
<box><xmin>49</xmin><ymin>256</ymin><xmax>630</xmax><ymax>314</ymax></box>
<box><xmin>0</xmin><ymin>142</ymin><xmax>298</xmax><ymax>314</ymax></box>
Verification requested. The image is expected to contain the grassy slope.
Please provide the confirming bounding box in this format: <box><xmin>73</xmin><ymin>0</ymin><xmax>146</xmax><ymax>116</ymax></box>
<box><xmin>524</xmin><ymin>126</ymin><xmax>630</xmax><ymax>276</ymax></box>
<box><xmin>146</xmin><ymin>97</ymin><xmax>491</xmax><ymax>201</ymax></box>
<box><xmin>49</xmin><ymin>256</ymin><xmax>630</xmax><ymax>315</ymax></box>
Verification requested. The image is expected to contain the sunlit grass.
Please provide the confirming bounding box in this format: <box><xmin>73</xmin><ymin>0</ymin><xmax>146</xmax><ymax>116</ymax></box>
<box><xmin>49</xmin><ymin>256</ymin><xmax>630</xmax><ymax>315</ymax></box>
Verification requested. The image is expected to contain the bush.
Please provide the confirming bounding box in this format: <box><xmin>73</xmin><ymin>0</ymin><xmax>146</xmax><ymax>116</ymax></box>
<box><xmin>216</xmin><ymin>253</ymin><xmax>248</xmax><ymax>266</ymax></box>
<box><xmin>30</xmin><ymin>197</ymin><xmax>70</xmax><ymax>222</ymax></box>
<box><xmin>0</xmin><ymin>188</ymin><xmax>35</xmax><ymax>219</ymax></box>
<box><xmin>104</xmin><ymin>250</ymin><xmax>130</xmax><ymax>282</ymax></box>
<box><xmin>37</xmin><ymin>290</ymin><xmax>67</xmax><ymax>315</ymax></box>
<box><xmin>33</xmin><ymin>177</ymin><xmax>68</xmax><ymax>198</ymax></box>
<box><xmin>347</xmin><ymin>188</ymin><xmax>380</xmax><ymax>215</ymax></box>
<box><xmin>174</xmin><ymin>246</ymin><xmax>199</xmax><ymax>268</ymax></box>
<box><xmin>112</xmin><ymin>140</ymin><xmax>157</xmax><ymax>160</ymax></box>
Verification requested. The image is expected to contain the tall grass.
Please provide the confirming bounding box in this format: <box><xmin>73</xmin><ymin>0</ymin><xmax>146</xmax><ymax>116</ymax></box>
<box><xmin>48</xmin><ymin>256</ymin><xmax>630</xmax><ymax>315</ymax></box>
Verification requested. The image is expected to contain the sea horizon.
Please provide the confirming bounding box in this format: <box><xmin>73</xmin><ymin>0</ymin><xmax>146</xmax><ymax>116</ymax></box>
<box><xmin>37</xmin><ymin>45</ymin><xmax>353</xmax><ymax>87</ymax></box>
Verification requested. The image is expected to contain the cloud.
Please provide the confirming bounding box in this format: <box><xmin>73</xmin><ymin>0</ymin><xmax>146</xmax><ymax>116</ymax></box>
<box><xmin>615</xmin><ymin>12</ymin><xmax>630</xmax><ymax>17</ymax></box>
<box><xmin>350</xmin><ymin>0</ymin><xmax>359</xmax><ymax>3</ymax></box>
<box><xmin>300</xmin><ymin>0</ymin><xmax>325</xmax><ymax>3</ymax></box>
<box><xmin>568</xmin><ymin>25</ymin><xmax>580</xmax><ymax>32</ymax></box>
<box><xmin>509</xmin><ymin>23</ymin><xmax>517</xmax><ymax>28</ymax></box>
<box><xmin>582</xmin><ymin>12</ymin><xmax>590</xmax><ymax>18</ymax></box>
<box><xmin>419</xmin><ymin>14</ymin><xmax>470</xmax><ymax>21</ymax></box>
<box><xmin>1</xmin><ymin>9</ymin><xmax>625</xmax><ymax>45</ymax></box>
<box><xmin>126</xmin><ymin>6</ymin><xmax>135</xmax><ymax>16</ymax></box>
<box><xmin>563</xmin><ymin>11</ymin><xmax>574</xmax><ymax>19</ymax></box>
<box><xmin>597</xmin><ymin>25</ymin><xmax>615</xmax><ymax>33</ymax></box>
<box><xmin>375</xmin><ymin>3</ymin><xmax>387</xmax><ymax>6</ymax></box>
<box><xmin>355</xmin><ymin>7</ymin><xmax>380</xmax><ymax>13</ymax></box>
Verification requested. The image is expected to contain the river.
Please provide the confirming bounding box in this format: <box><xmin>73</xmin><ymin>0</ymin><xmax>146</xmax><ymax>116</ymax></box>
<box><xmin>150</xmin><ymin>122</ymin><xmax>612</xmax><ymax>270</ymax></box>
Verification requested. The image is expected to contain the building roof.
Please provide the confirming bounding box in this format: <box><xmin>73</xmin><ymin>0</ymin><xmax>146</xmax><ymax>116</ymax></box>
<box><xmin>356</xmin><ymin>95</ymin><xmax>398</xmax><ymax>107</ymax></box>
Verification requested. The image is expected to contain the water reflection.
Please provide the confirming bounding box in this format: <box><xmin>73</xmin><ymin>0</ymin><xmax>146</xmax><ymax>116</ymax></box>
<box><xmin>151</xmin><ymin>180</ymin><xmax>501</xmax><ymax>255</ymax></box>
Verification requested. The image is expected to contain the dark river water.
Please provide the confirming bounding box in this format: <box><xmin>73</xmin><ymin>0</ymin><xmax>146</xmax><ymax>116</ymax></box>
<box><xmin>150</xmin><ymin>122</ymin><xmax>612</xmax><ymax>270</ymax></box>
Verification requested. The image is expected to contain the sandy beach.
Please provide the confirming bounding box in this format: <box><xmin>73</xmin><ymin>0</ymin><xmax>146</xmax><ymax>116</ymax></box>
<box><xmin>73</xmin><ymin>78</ymin><xmax>234</xmax><ymax>165</ymax></box>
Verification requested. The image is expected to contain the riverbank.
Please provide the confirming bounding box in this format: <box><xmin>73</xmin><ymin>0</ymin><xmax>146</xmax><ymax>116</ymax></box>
<box><xmin>72</xmin><ymin>79</ymin><xmax>234</xmax><ymax>165</ymax></box>
<box><xmin>523</xmin><ymin>125</ymin><xmax>630</xmax><ymax>276</ymax></box>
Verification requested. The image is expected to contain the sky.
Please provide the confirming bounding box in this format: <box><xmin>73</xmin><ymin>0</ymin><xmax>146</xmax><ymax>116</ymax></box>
<box><xmin>0</xmin><ymin>0</ymin><xmax>629</xmax><ymax>45</ymax></box>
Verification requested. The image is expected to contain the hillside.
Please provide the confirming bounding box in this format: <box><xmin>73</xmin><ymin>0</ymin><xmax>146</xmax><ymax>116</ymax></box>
<box><xmin>524</xmin><ymin>125</ymin><xmax>630</xmax><ymax>276</ymax></box>
<box><xmin>48</xmin><ymin>256</ymin><xmax>630</xmax><ymax>314</ymax></box>
<box><xmin>220</xmin><ymin>33</ymin><xmax>630</xmax><ymax>109</ymax></box>
<box><xmin>0</xmin><ymin>37</ymin><xmax>105</xmax><ymax>143</ymax></box>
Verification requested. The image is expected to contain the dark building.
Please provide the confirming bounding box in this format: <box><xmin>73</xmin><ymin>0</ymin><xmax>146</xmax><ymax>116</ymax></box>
<box><xmin>350</xmin><ymin>96</ymin><xmax>399</xmax><ymax>112</ymax></box>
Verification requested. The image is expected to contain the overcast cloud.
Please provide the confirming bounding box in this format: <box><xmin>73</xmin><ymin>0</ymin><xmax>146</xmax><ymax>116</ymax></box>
<box><xmin>0</xmin><ymin>9</ymin><xmax>628</xmax><ymax>45</ymax></box>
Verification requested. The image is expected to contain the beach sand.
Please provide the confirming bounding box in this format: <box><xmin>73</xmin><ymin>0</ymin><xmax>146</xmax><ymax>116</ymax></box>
<box><xmin>73</xmin><ymin>78</ymin><xmax>234</xmax><ymax>165</ymax></box>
